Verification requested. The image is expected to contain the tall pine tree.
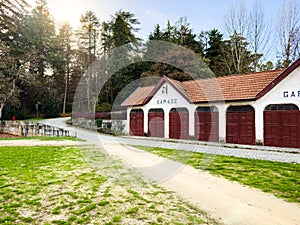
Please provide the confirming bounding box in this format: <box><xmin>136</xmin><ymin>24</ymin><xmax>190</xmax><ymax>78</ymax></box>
<box><xmin>204</xmin><ymin>29</ymin><xmax>227</xmax><ymax>76</ymax></box>
<box><xmin>0</xmin><ymin>0</ymin><xmax>29</xmax><ymax>119</ymax></box>
<box><xmin>99</xmin><ymin>10</ymin><xmax>141</xmax><ymax>109</ymax></box>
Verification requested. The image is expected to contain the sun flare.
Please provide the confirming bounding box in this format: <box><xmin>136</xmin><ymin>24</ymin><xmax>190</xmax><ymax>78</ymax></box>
<box><xmin>27</xmin><ymin>0</ymin><xmax>86</xmax><ymax>29</ymax></box>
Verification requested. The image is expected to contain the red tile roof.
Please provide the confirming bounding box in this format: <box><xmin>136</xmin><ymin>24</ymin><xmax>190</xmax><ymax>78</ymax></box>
<box><xmin>183</xmin><ymin>70</ymin><xmax>283</xmax><ymax>102</ymax></box>
<box><xmin>122</xmin><ymin>86</ymin><xmax>154</xmax><ymax>106</ymax></box>
<box><xmin>122</xmin><ymin>69</ymin><xmax>287</xmax><ymax>106</ymax></box>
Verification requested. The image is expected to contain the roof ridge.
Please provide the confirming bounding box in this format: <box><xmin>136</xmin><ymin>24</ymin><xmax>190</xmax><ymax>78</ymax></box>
<box><xmin>223</xmin><ymin>69</ymin><xmax>284</xmax><ymax>77</ymax></box>
<box><xmin>182</xmin><ymin>69</ymin><xmax>285</xmax><ymax>84</ymax></box>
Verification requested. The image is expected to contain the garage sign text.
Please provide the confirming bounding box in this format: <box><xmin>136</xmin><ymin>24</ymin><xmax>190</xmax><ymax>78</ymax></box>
<box><xmin>157</xmin><ymin>98</ymin><xmax>178</xmax><ymax>105</ymax></box>
<box><xmin>283</xmin><ymin>90</ymin><xmax>300</xmax><ymax>98</ymax></box>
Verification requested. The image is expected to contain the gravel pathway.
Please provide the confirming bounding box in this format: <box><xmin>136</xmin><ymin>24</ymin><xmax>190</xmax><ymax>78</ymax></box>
<box><xmin>118</xmin><ymin>137</ymin><xmax>300</xmax><ymax>164</ymax></box>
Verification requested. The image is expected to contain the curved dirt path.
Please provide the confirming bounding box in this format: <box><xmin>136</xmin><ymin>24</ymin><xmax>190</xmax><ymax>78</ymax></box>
<box><xmin>101</xmin><ymin>142</ymin><xmax>300</xmax><ymax>225</ymax></box>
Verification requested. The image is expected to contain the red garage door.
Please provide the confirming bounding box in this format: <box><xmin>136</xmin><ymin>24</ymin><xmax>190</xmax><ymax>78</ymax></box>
<box><xmin>264</xmin><ymin>104</ymin><xmax>300</xmax><ymax>148</ymax></box>
<box><xmin>195</xmin><ymin>106</ymin><xmax>219</xmax><ymax>142</ymax></box>
<box><xmin>226</xmin><ymin>106</ymin><xmax>255</xmax><ymax>145</ymax></box>
<box><xmin>148</xmin><ymin>109</ymin><xmax>164</xmax><ymax>138</ymax></box>
<box><xmin>130</xmin><ymin>109</ymin><xmax>144</xmax><ymax>136</ymax></box>
<box><xmin>169</xmin><ymin>108</ymin><xmax>189</xmax><ymax>140</ymax></box>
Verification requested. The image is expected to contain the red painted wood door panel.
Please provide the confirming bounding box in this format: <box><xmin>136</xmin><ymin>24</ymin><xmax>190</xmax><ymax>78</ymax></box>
<box><xmin>264</xmin><ymin>110</ymin><xmax>300</xmax><ymax>148</ymax></box>
<box><xmin>130</xmin><ymin>109</ymin><xmax>144</xmax><ymax>136</ymax></box>
<box><xmin>148</xmin><ymin>109</ymin><xmax>164</xmax><ymax>138</ymax></box>
<box><xmin>169</xmin><ymin>108</ymin><xmax>189</xmax><ymax>140</ymax></box>
<box><xmin>226</xmin><ymin>109</ymin><xmax>255</xmax><ymax>145</ymax></box>
<box><xmin>195</xmin><ymin>111</ymin><xmax>219</xmax><ymax>142</ymax></box>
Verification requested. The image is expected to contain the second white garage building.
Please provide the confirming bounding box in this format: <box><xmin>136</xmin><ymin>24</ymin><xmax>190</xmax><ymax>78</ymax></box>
<box><xmin>122</xmin><ymin>58</ymin><xmax>300</xmax><ymax>148</ymax></box>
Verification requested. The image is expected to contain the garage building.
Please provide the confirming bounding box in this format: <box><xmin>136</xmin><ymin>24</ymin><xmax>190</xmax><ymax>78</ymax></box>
<box><xmin>122</xmin><ymin>58</ymin><xmax>300</xmax><ymax>148</ymax></box>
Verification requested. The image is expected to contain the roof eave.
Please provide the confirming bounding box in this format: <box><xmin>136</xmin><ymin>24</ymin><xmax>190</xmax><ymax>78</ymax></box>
<box><xmin>192</xmin><ymin>98</ymin><xmax>257</xmax><ymax>104</ymax></box>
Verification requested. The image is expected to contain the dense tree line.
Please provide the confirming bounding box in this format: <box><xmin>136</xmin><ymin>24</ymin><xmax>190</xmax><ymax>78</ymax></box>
<box><xmin>1</xmin><ymin>0</ymin><xmax>299</xmax><ymax>119</ymax></box>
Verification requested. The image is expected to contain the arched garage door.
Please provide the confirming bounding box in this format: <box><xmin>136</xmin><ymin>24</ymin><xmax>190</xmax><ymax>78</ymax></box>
<box><xmin>148</xmin><ymin>109</ymin><xmax>164</xmax><ymax>138</ymax></box>
<box><xmin>195</xmin><ymin>106</ymin><xmax>219</xmax><ymax>142</ymax></box>
<box><xmin>169</xmin><ymin>108</ymin><xmax>189</xmax><ymax>140</ymax></box>
<box><xmin>226</xmin><ymin>106</ymin><xmax>255</xmax><ymax>145</ymax></box>
<box><xmin>130</xmin><ymin>109</ymin><xmax>144</xmax><ymax>136</ymax></box>
<box><xmin>264</xmin><ymin>104</ymin><xmax>300</xmax><ymax>148</ymax></box>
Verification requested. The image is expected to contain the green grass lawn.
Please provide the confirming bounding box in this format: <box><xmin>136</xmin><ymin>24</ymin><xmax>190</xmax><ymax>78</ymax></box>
<box><xmin>134</xmin><ymin>146</ymin><xmax>300</xmax><ymax>203</ymax></box>
<box><xmin>0</xmin><ymin>145</ymin><xmax>219</xmax><ymax>225</ymax></box>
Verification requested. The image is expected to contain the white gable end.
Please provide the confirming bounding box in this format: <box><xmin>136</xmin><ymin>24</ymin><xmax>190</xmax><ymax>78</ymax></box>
<box><xmin>147</xmin><ymin>82</ymin><xmax>190</xmax><ymax>108</ymax></box>
<box><xmin>256</xmin><ymin>66</ymin><xmax>300</xmax><ymax>109</ymax></box>
<box><xmin>140</xmin><ymin>81</ymin><xmax>195</xmax><ymax>137</ymax></box>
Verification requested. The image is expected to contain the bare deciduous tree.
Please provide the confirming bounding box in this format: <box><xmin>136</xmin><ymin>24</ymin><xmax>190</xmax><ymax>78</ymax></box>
<box><xmin>248</xmin><ymin>0</ymin><xmax>271</xmax><ymax>71</ymax></box>
<box><xmin>225</xmin><ymin>1</ymin><xmax>249</xmax><ymax>38</ymax></box>
<box><xmin>277</xmin><ymin>0</ymin><xmax>300</xmax><ymax>67</ymax></box>
<box><xmin>225</xmin><ymin>1</ymin><xmax>271</xmax><ymax>72</ymax></box>
<box><xmin>224</xmin><ymin>1</ymin><xmax>253</xmax><ymax>74</ymax></box>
